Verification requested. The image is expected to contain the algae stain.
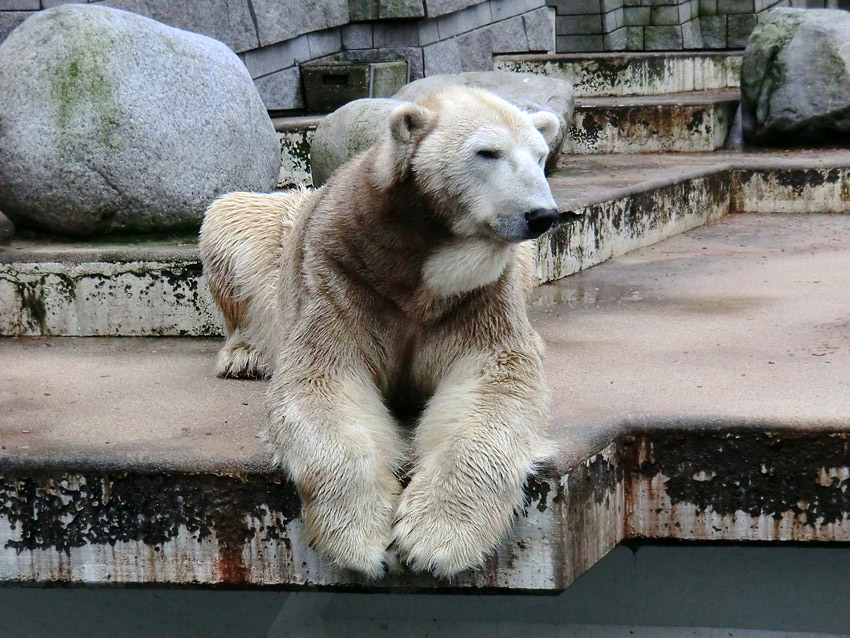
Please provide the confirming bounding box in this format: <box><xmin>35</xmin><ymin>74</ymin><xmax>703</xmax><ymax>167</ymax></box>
<box><xmin>51</xmin><ymin>37</ymin><xmax>119</xmax><ymax>149</ymax></box>
<box><xmin>16</xmin><ymin>281</ymin><xmax>47</xmax><ymax>334</ymax></box>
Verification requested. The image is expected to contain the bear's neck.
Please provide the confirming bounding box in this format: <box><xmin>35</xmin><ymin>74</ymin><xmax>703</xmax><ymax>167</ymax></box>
<box><xmin>322</xmin><ymin>158</ymin><xmax>514</xmax><ymax>317</ymax></box>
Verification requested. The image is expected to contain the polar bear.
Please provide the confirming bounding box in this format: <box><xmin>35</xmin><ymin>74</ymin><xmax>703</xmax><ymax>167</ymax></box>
<box><xmin>199</xmin><ymin>87</ymin><xmax>561</xmax><ymax>579</ymax></box>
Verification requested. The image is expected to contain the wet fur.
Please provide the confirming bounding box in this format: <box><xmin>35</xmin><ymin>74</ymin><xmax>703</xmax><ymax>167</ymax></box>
<box><xmin>200</xmin><ymin>88</ymin><xmax>556</xmax><ymax>579</ymax></box>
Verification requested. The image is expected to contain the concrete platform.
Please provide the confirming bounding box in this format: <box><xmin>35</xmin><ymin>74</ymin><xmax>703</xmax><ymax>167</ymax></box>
<box><xmin>3</xmin><ymin>213</ymin><xmax>850</xmax><ymax>590</ymax></box>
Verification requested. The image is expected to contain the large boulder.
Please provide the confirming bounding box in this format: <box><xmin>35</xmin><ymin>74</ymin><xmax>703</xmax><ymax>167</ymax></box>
<box><xmin>742</xmin><ymin>8</ymin><xmax>850</xmax><ymax>146</ymax></box>
<box><xmin>309</xmin><ymin>71</ymin><xmax>574</xmax><ymax>186</ymax></box>
<box><xmin>0</xmin><ymin>5</ymin><xmax>279</xmax><ymax>236</ymax></box>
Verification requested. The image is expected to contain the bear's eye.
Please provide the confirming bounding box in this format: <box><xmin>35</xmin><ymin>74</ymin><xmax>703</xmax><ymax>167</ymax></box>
<box><xmin>476</xmin><ymin>149</ymin><xmax>501</xmax><ymax>160</ymax></box>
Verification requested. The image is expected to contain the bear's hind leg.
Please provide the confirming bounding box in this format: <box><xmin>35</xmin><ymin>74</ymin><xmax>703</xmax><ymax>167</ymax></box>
<box><xmin>214</xmin><ymin>329</ymin><xmax>267</xmax><ymax>379</ymax></box>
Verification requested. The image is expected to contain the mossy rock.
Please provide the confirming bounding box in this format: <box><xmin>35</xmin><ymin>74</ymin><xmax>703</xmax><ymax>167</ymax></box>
<box><xmin>0</xmin><ymin>5</ymin><xmax>279</xmax><ymax>236</ymax></box>
<box><xmin>742</xmin><ymin>8</ymin><xmax>850</xmax><ymax>146</ymax></box>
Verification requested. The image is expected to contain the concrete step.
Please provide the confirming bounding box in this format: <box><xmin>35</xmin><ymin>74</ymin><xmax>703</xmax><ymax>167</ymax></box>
<box><xmin>494</xmin><ymin>51</ymin><xmax>742</xmax><ymax>98</ymax></box>
<box><xmin>3</xmin><ymin>213</ymin><xmax>850</xmax><ymax>590</ymax></box>
<box><xmin>3</xmin><ymin>150</ymin><xmax>850</xmax><ymax>337</ymax></box>
<box><xmin>569</xmin><ymin>89</ymin><xmax>739</xmax><ymax>154</ymax></box>
<box><xmin>272</xmin><ymin>89</ymin><xmax>740</xmax><ymax>187</ymax></box>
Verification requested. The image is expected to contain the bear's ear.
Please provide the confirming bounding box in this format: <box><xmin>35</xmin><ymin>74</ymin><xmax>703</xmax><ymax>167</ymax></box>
<box><xmin>529</xmin><ymin>110</ymin><xmax>560</xmax><ymax>147</ymax></box>
<box><xmin>390</xmin><ymin>103</ymin><xmax>437</xmax><ymax>144</ymax></box>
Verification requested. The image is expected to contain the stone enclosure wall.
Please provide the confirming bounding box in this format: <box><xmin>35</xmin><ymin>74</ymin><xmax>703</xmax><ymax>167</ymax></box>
<box><xmin>2</xmin><ymin>0</ymin><xmax>847</xmax><ymax>105</ymax></box>
<box><xmin>549</xmin><ymin>0</ymin><xmax>793</xmax><ymax>51</ymax></box>
<box><xmin>0</xmin><ymin>0</ymin><xmax>556</xmax><ymax>112</ymax></box>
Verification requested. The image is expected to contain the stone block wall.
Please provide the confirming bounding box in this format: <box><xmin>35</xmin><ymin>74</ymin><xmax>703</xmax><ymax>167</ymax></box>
<box><xmin>0</xmin><ymin>0</ymin><xmax>555</xmax><ymax>112</ymax></box>
<box><xmin>549</xmin><ymin>0</ymin><xmax>790</xmax><ymax>50</ymax></box>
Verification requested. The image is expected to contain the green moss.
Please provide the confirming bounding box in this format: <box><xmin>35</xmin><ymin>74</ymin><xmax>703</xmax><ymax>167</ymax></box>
<box><xmin>50</xmin><ymin>23</ymin><xmax>119</xmax><ymax>148</ymax></box>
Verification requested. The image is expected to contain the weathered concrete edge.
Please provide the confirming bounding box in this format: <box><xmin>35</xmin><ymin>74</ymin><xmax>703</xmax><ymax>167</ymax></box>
<box><xmin>3</xmin><ymin>163</ymin><xmax>849</xmax><ymax>336</ymax></box>
<box><xmin>3</xmin><ymin>424</ymin><xmax>850</xmax><ymax>591</ymax></box>
<box><xmin>566</xmin><ymin>99</ymin><xmax>737</xmax><ymax>155</ymax></box>
<box><xmin>0</xmin><ymin>445</ymin><xmax>623</xmax><ymax>592</ymax></box>
<box><xmin>494</xmin><ymin>52</ymin><xmax>742</xmax><ymax>98</ymax></box>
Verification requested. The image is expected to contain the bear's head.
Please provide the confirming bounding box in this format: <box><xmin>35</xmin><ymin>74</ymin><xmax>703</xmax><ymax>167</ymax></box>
<box><xmin>380</xmin><ymin>87</ymin><xmax>561</xmax><ymax>243</ymax></box>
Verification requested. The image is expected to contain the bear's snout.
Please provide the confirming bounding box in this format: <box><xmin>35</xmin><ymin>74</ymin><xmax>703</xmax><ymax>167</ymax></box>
<box><xmin>524</xmin><ymin>208</ymin><xmax>560</xmax><ymax>238</ymax></box>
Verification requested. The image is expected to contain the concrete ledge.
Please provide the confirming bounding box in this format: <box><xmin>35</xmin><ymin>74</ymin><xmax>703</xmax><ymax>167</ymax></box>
<box><xmin>494</xmin><ymin>52</ymin><xmax>742</xmax><ymax>97</ymax></box>
<box><xmin>3</xmin><ymin>151</ymin><xmax>850</xmax><ymax>337</ymax></box>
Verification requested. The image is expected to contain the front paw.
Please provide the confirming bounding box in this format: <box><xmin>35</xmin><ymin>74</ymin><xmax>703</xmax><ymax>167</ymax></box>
<box><xmin>390</xmin><ymin>474</ymin><xmax>517</xmax><ymax>579</ymax></box>
<box><xmin>302</xmin><ymin>480</ymin><xmax>400</xmax><ymax>579</ymax></box>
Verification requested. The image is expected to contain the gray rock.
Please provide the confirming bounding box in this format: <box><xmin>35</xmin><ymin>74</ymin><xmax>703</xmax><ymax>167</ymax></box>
<box><xmin>310</xmin><ymin>98</ymin><xmax>406</xmax><ymax>187</ymax></box>
<box><xmin>0</xmin><ymin>5</ymin><xmax>279</xmax><ymax>236</ymax></box>
<box><xmin>742</xmin><ymin>8</ymin><xmax>850</xmax><ymax>146</ymax></box>
<box><xmin>393</xmin><ymin>72</ymin><xmax>575</xmax><ymax>172</ymax></box>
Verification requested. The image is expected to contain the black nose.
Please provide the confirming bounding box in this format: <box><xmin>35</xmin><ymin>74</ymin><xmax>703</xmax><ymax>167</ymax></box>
<box><xmin>524</xmin><ymin>208</ymin><xmax>560</xmax><ymax>238</ymax></box>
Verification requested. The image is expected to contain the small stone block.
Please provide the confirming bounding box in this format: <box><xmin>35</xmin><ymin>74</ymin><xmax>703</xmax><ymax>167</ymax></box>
<box><xmin>370</xmin><ymin>60</ymin><xmax>409</xmax><ymax>97</ymax></box>
<box><xmin>604</xmin><ymin>26</ymin><xmax>628</xmax><ymax>48</ymax></box>
<box><xmin>342</xmin><ymin>23</ymin><xmax>373</xmax><ymax>49</ymax></box>
<box><xmin>6</xmin><ymin>0</ymin><xmax>40</xmax><ymax>8</ymax></box>
<box><xmin>373</xmin><ymin>21</ymin><xmax>420</xmax><ymax>47</ymax></box>
<box><xmin>417</xmin><ymin>18</ymin><xmax>440</xmax><ymax>45</ymax></box>
<box><xmin>557</xmin><ymin>13</ymin><xmax>603</xmax><ymax>34</ymax></box>
<box><xmin>556</xmin><ymin>33</ymin><xmax>604</xmax><ymax>50</ymax></box>
<box><xmin>717</xmin><ymin>0</ymin><xmax>754</xmax><ymax>13</ymax></box>
<box><xmin>600</xmin><ymin>0</ymin><xmax>623</xmax><ymax>12</ymax></box>
<box><xmin>422</xmin><ymin>0</ymin><xmax>481</xmax><ymax>17</ymax></box>
<box><xmin>603</xmin><ymin>7</ymin><xmax>624</xmax><ymax>31</ymax></box>
<box><xmin>491</xmin><ymin>0</ymin><xmax>532</xmax><ymax>19</ymax></box>
<box><xmin>379</xmin><ymin>0</ymin><xmax>426</xmax><ymax>18</ymax></box>
<box><xmin>349</xmin><ymin>0</ymin><xmax>380</xmax><ymax>20</ymax></box>
<box><xmin>307</xmin><ymin>28</ymin><xmax>342</xmax><ymax>59</ymax></box>
<box><xmin>682</xmin><ymin>17</ymin><xmax>703</xmax><ymax>47</ymax></box>
<box><xmin>624</xmin><ymin>0</ymin><xmax>641</xmax><ymax>6</ymax></box>
<box><xmin>625</xmin><ymin>24</ymin><xmax>644</xmax><ymax>47</ymax></box>
<box><xmin>650</xmin><ymin>4</ymin><xmax>679</xmax><ymax>24</ymax></box>
<box><xmin>699</xmin><ymin>0</ymin><xmax>718</xmax><ymax>15</ymax></box>
<box><xmin>726</xmin><ymin>12</ymin><xmax>756</xmax><ymax>47</ymax></box>
<box><xmin>456</xmin><ymin>27</ymin><xmax>495</xmax><ymax>71</ymax></box>
<box><xmin>624</xmin><ymin>6</ymin><xmax>650</xmax><ymax>25</ymax></box>
<box><xmin>524</xmin><ymin>7</ymin><xmax>556</xmax><ymax>52</ymax></box>
<box><xmin>678</xmin><ymin>2</ymin><xmax>692</xmax><ymax>22</ymax></box>
<box><xmin>549</xmin><ymin>0</ymin><xmax>601</xmax><ymax>14</ymax></box>
<box><xmin>644</xmin><ymin>24</ymin><xmax>682</xmax><ymax>48</ymax></box>
<box><xmin>254</xmin><ymin>67</ymin><xmax>304</xmax><ymax>111</ymax></box>
<box><xmin>242</xmin><ymin>35</ymin><xmax>310</xmax><ymax>78</ymax></box>
<box><xmin>699</xmin><ymin>14</ymin><xmax>726</xmax><ymax>47</ymax></box>
<box><xmin>490</xmin><ymin>15</ymin><xmax>528</xmax><ymax>53</ymax></box>
<box><xmin>423</xmin><ymin>38</ymin><xmax>463</xmax><ymax>74</ymax></box>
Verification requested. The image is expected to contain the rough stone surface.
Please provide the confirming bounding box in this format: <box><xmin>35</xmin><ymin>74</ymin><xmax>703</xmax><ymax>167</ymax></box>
<box><xmin>309</xmin><ymin>98</ymin><xmax>406</xmax><ymax>187</ymax></box>
<box><xmin>742</xmin><ymin>9</ymin><xmax>850</xmax><ymax>146</ymax></box>
<box><xmin>393</xmin><ymin>71</ymin><xmax>575</xmax><ymax>171</ymax></box>
<box><xmin>0</xmin><ymin>5</ymin><xmax>279</xmax><ymax>236</ymax></box>
<box><xmin>97</xmin><ymin>0</ymin><xmax>260</xmax><ymax>53</ymax></box>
